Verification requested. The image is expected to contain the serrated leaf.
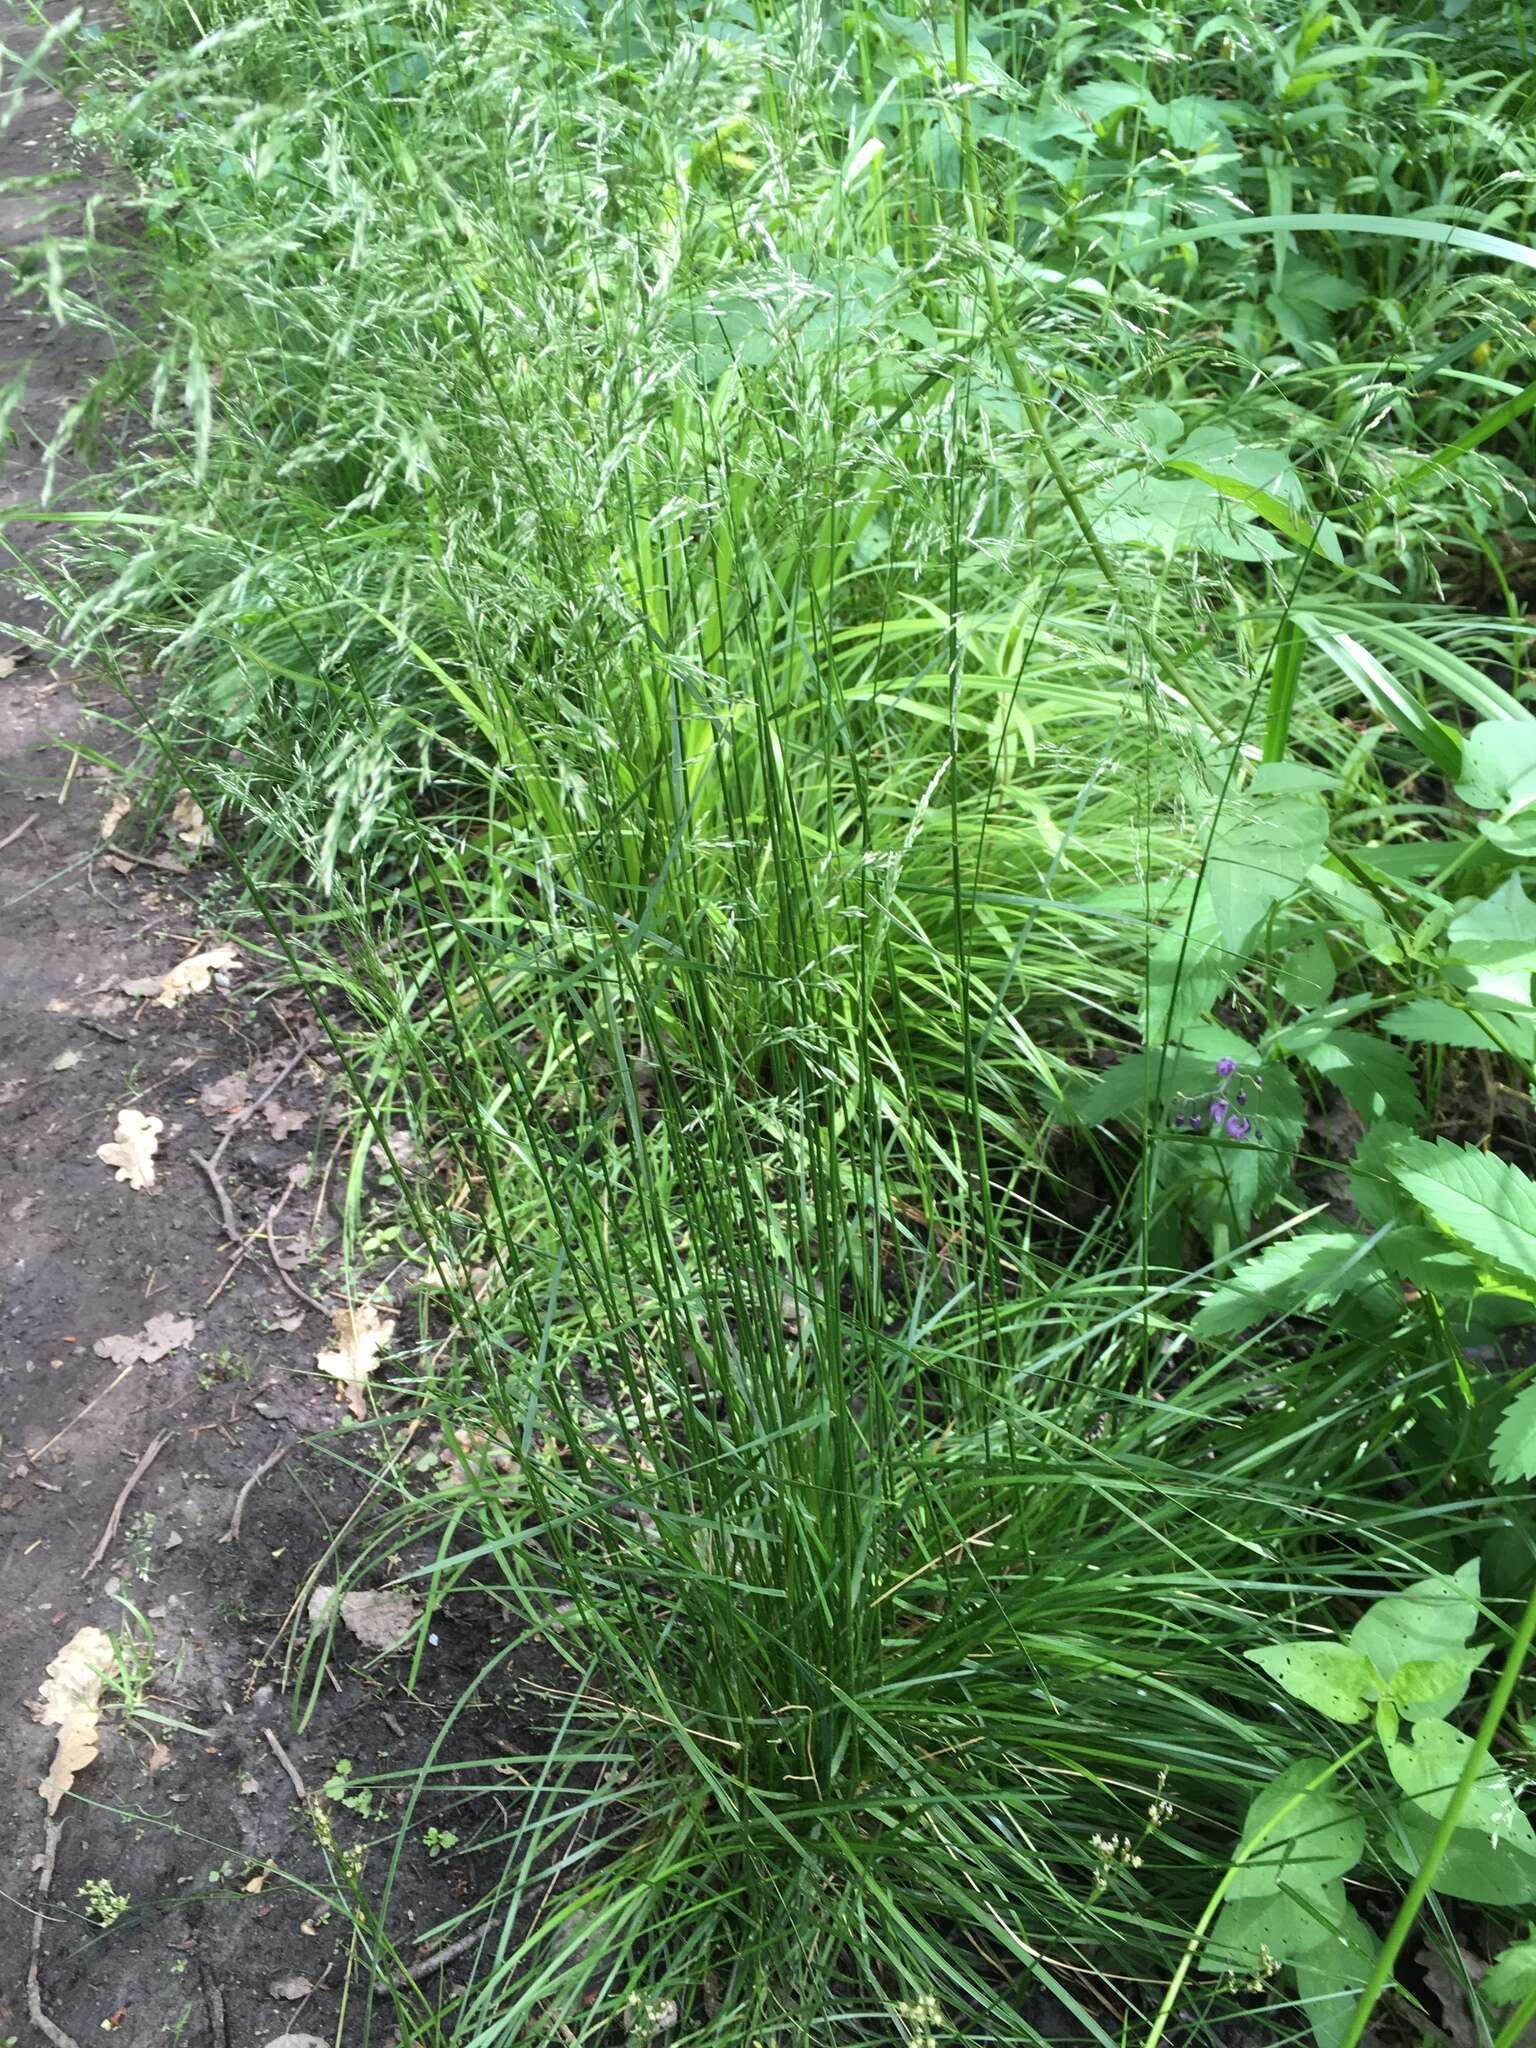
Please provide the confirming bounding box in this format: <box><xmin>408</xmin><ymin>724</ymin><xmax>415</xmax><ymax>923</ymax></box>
<box><xmin>1205</xmin><ymin>795</ymin><xmax>1328</xmax><ymax>954</ymax></box>
<box><xmin>1483</xmin><ymin>1938</ymin><xmax>1536</xmax><ymax>2006</ymax></box>
<box><xmin>1246</xmin><ymin>1642</ymin><xmax>1378</xmax><ymax>1723</ymax></box>
<box><xmin>1491</xmin><ymin>1384</ymin><xmax>1536</xmax><ymax>1486</ymax></box>
<box><xmin>1228</xmin><ymin>1764</ymin><xmax>1366</xmax><ymax>1898</ymax></box>
<box><xmin>1382</xmin><ymin>999</ymin><xmax>1536</xmax><ymax>1059</ymax></box>
<box><xmin>1194</xmin><ymin>1229</ymin><xmax>1379</xmax><ymax>1337</ymax></box>
<box><xmin>1455</xmin><ymin>720</ymin><xmax>1536</xmax><ymax>812</ymax></box>
<box><xmin>1389</xmin><ymin>1139</ymin><xmax>1536</xmax><ymax>1289</ymax></box>
<box><xmin>1387</xmin><ymin>1720</ymin><xmax>1536</xmax><ymax>1850</ymax></box>
<box><xmin>1349</xmin><ymin>1561</ymin><xmax>1480</xmax><ymax>1680</ymax></box>
<box><xmin>1301</xmin><ymin>1029</ymin><xmax>1422</xmax><ymax>1127</ymax></box>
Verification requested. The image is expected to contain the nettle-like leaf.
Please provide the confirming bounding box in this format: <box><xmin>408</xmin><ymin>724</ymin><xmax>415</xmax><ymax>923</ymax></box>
<box><xmin>1446</xmin><ymin>875</ymin><xmax>1536</xmax><ymax>1010</ymax></box>
<box><xmin>1299</xmin><ymin>1029</ymin><xmax>1422</xmax><ymax>1128</ymax></box>
<box><xmin>1491</xmin><ymin>1384</ymin><xmax>1536</xmax><ymax>1486</ymax></box>
<box><xmin>1382</xmin><ymin>998</ymin><xmax>1536</xmax><ymax>1062</ymax></box>
<box><xmin>1245</xmin><ymin>1642</ymin><xmax>1378</xmax><ymax>1724</ymax></box>
<box><xmin>1388</xmin><ymin>1139</ymin><xmax>1536</xmax><ymax>1292</ymax></box>
<box><xmin>1204</xmin><ymin>792</ymin><xmax>1329</xmax><ymax>955</ymax></box>
<box><xmin>1483</xmin><ymin>1937</ymin><xmax>1536</xmax><ymax>2007</ymax></box>
<box><xmin>1193</xmin><ymin>1228</ymin><xmax>1385</xmax><ymax>1338</ymax></box>
<box><xmin>1348</xmin><ymin>1560</ymin><xmax>1481</xmax><ymax>1680</ymax></box>
<box><xmin>1227</xmin><ymin>1762</ymin><xmax>1366</xmax><ymax>1899</ymax></box>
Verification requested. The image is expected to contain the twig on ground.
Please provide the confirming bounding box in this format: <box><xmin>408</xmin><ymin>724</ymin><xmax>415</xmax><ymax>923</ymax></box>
<box><xmin>266</xmin><ymin>1208</ymin><xmax>329</xmax><ymax>1313</ymax></box>
<box><xmin>81</xmin><ymin>1431</ymin><xmax>171</xmax><ymax>1578</ymax></box>
<box><xmin>390</xmin><ymin>1927</ymin><xmax>485</xmax><ymax>1987</ymax></box>
<box><xmin>262</xmin><ymin>1724</ymin><xmax>308</xmax><ymax>1802</ymax></box>
<box><xmin>208</xmin><ymin>1034</ymin><xmax>317</xmax><ymax>1170</ymax></box>
<box><xmin>28</xmin><ymin>1817</ymin><xmax>77</xmax><ymax>2048</ymax></box>
<box><xmin>0</xmin><ymin>812</ymin><xmax>37</xmax><ymax>853</ymax></box>
<box><xmin>189</xmin><ymin>1148</ymin><xmax>243</xmax><ymax>1243</ymax></box>
<box><xmin>29</xmin><ymin>1361</ymin><xmax>136</xmax><ymax>1462</ymax></box>
<box><xmin>219</xmin><ymin>1441</ymin><xmax>291</xmax><ymax>1545</ymax></box>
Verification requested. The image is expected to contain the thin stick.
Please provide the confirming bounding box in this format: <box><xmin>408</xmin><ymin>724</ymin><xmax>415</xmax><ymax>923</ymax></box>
<box><xmin>80</xmin><ymin>1431</ymin><xmax>171</xmax><ymax>1578</ymax></box>
<box><xmin>262</xmin><ymin>1724</ymin><xmax>308</xmax><ymax>1803</ymax></box>
<box><xmin>189</xmin><ymin>1149</ymin><xmax>243</xmax><ymax>1242</ymax></box>
<box><xmin>208</xmin><ymin>1035</ymin><xmax>317</xmax><ymax>1170</ymax></box>
<box><xmin>0</xmin><ymin>812</ymin><xmax>37</xmax><ymax>853</ymax></box>
<box><xmin>27</xmin><ymin>1817</ymin><xmax>77</xmax><ymax>2048</ymax></box>
<box><xmin>219</xmin><ymin>1442</ymin><xmax>290</xmax><ymax>1545</ymax></box>
<box><xmin>390</xmin><ymin>1927</ymin><xmax>484</xmax><ymax>1986</ymax></box>
<box><xmin>29</xmin><ymin>1360</ymin><xmax>136</xmax><ymax>1463</ymax></box>
<box><xmin>266</xmin><ymin>1209</ymin><xmax>328</xmax><ymax>1313</ymax></box>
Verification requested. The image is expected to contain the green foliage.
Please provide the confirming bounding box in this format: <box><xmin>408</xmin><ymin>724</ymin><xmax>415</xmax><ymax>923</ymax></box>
<box><xmin>26</xmin><ymin>0</ymin><xmax>1536</xmax><ymax>2039</ymax></box>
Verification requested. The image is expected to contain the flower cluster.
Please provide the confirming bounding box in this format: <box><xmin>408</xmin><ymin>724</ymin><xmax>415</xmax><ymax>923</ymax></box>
<box><xmin>1168</xmin><ymin>1054</ymin><xmax>1261</xmax><ymax>1143</ymax></box>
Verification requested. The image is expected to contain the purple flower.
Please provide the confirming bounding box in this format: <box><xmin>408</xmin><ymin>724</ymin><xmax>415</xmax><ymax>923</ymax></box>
<box><xmin>1215</xmin><ymin>1057</ymin><xmax>1237</xmax><ymax>1078</ymax></box>
<box><xmin>1209</xmin><ymin>1098</ymin><xmax>1229</xmax><ymax>1122</ymax></box>
<box><xmin>1173</xmin><ymin>1114</ymin><xmax>1185</xmax><ymax>1127</ymax></box>
<box><xmin>1190</xmin><ymin>1114</ymin><xmax>1202</xmax><ymax>1129</ymax></box>
<box><xmin>1225</xmin><ymin>1114</ymin><xmax>1251</xmax><ymax>1139</ymax></box>
<box><xmin>1235</xmin><ymin>1090</ymin><xmax>1247</xmax><ymax>1106</ymax></box>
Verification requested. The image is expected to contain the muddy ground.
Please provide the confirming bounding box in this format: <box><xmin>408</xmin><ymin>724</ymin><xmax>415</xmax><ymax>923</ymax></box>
<box><xmin>0</xmin><ymin>11</ymin><xmax>544</xmax><ymax>2043</ymax></box>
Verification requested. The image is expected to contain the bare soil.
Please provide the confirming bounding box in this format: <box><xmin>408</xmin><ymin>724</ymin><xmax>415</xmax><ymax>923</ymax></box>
<box><xmin>0</xmin><ymin>13</ymin><xmax>541</xmax><ymax>2042</ymax></box>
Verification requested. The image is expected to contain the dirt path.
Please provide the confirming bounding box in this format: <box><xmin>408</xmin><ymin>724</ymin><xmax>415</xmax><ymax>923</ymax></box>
<box><xmin>0</xmin><ymin>13</ymin><xmax>520</xmax><ymax>2042</ymax></box>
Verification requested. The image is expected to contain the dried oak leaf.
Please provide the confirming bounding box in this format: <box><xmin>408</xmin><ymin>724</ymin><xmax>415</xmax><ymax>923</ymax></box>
<box><xmin>169</xmin><ymin>791</ymin><xmax>211</xmax><ymax>852</ymax></box>
<box><xmin>151</xmin><ymin>944</ymin><xmax>240</xmax><ymax>1009</ymax></box>
<box><xmin>262</xmin><ymin>1099</ymin><xmax>309</xmax><ymax>1141</ymax></box>
<box><xmin>99</xmin><ymin>792</ymin><xmax>132</xmax><ymax>841</ymax></box>
<box><xmin>32</xmin><ymin>1624</ymin><xmax>116</xmax><ymax>1813</ymax></box>
<box><xmin>308</xmin><ymin>1583</ymin><xmax>421</xmax><ymax>1653</ymax></box>
<box><xmin>199</xmin><ymin>1072</ymin><xmax>251</xmax><ymax>1115</ymax></box>
<box><xmin>97</xmin><ymin>1109</ymin><xmax>162</xmax><ymax>1191</ymax></box>
<box><xmin>315</xmin><ymin>1301</ymin><xmax>395</xmax><ymax>1418</ymax></box>
<box><xmin>93</xmin><ymin>1312</ymin><xmax>198</xmax><ymax>1366</ymax></box>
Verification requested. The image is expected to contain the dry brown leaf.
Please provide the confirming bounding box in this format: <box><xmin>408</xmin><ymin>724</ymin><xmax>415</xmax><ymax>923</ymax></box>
<box><xmin>92</xmin><ymin>1312</ymin><xmax>198</xmax><ymax>1366</ymax></box>
<box><xmin>153</xmin><ymin>944</ymin><xmax>239</xmax><ymax>1010</ymax></box>
<box><xmin>51</xmin><ymin>1048</ymin><xmax>84</xmax><ymax>1072</ymax></box>
<box><xmin>169</xmin><ymin>791</ymin><xmax>211</xmax><ymax>852</ymax></box>
<box><xmin>308</xmin><ymin>1583</ymin><xmax>421</xmax><ymax>1653</ymax></box>
<box><xmin>97</xmin><ymin>1109</ymin><xmax>162</xmax><ymax>1191</ymax></box>
<box><xmin>146</xmin><ymin>1739</ymin><xmax>172</xmax><ymax>1775</ymax></box>
<box><xmin>32</xmin><ymin>1624</ymin><xmax>116</xmax><ymax>1814</ymax></box>
<box><xmin>199</xmin><ymin>1072</ymin><xmax>251</xmax><ymax>1115</ymax></box>
<box><xmin>316</xmin><ymin>1300</ymin><xmax>395</xmax><ymax>1418</ymax></box>
<box><xmin>243</xmin><ymin>1867</ymin><xmax>268</xmax><ymax>1894</ymax></box>
<box><xmin>262</xmin><ymin>1099</ymin><xmax>310</xmax><ymax>1141</ymax></box>
<box><xmin>268</xmin><ymin>1977</ymin><xmax>315</xmax><ymax>2002</ymax></box>
<box><xmin>99</xmin><ymin>792</ymin><xmax>132</xmax><ymax>841</ymax></box>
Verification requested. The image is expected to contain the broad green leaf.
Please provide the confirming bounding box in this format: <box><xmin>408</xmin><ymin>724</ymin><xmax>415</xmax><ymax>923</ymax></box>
<box><xmin>1349</xmin><ymin>1561</ymin><xmax>1480</xmax><ymax>1680</ymax></box>
<box><xmin>1277</xmin><ymin>935</ymin><xmax>1337</xmax><ymax>1010</ymax></box>
<box><xmin>1387</xmin><ymin>1648</ymin><xmax>1491</xmax><ymax>1724</ymax></box>
<box><xmin>1228</xmin><ymin>1764</ymin><xmax>1366</xmax><ymax>1899</ymax></box>
<box><xmin>1164</xmin><ymin>457</ymin><xmax>1342</xmax><ymax>563</ymax></box>
<box><xmin>1194</xmin><ymin>1229</ymin><xmax>1380</xmax><ymax>1338</ymax></box>
<box><xmin>1491</xmin><ymin>1384</ymin><xmax>1536</xmax><ymax>1486</ymax></box>
<box><xmin>1148</xmin><ymin>210</ymin><xmax>1536</xmax><ymax>277</ymax></box>
<box><xmin>1483</xmin><ymin>1939</ymin><xmax>1536</xmax><ymax>2007</ymax></box>
<box><xmin>1381</xmin><ymin>999</ymin><xmax>1535</xmax><ymax>1062</ymax></box>
<box><xmin>1245</xmin><ymin>1642</ymin><xmax>1377</xmax><ymax>1724</ymax></box>
<box><xmin>1347</xmin><ymin>1120</ymin><xmax>1417</xmax><ymax>1231</ymax></box>
<box><xmin>1446</xmin><ymin>876</ymin><xmax>1536</xmax><ymax>1010</ymax></box>
<box><xmin>1202</xmin><ymin>1882</ymin><xmax>1347</xmax><ymax>1973</ymax></box>
<box><xmin>1386</xmin><ymin>1802</ymin><xmax>1536</xmax><ymax>1905</ymax></box>
<box><xmin>1294</xmin><ymin>1906</ymin><xmax>1380</xmax><ymax>2048</ymax></box>
<box><xmin>1387</xmin><ymin>1720</ymin><xmax>1536</xmax><ymax>1850</ymax></box>
<box><xmin>1455</xmin><ymin>720</ymin><xmax>1536</xmax><ymax>814</ymax></box>
<box><xmin>1205</xmin><ymin>794</ymin><xmax>1328</xmax><ymax>954</ymax></box>
<box><xmin>1301</xmin><ymin>1030</ymin><xmax>1422</xmax><ymax>1127</ymax></box>
<box><xmin>1389</xmin><ymin>1139</ymin><xmax>1536</xmax><ymax>1290</ymax></box>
